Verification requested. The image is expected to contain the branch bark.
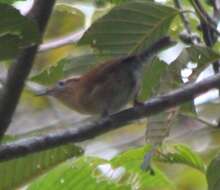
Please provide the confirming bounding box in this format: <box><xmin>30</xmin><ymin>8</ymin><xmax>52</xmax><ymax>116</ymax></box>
<box><xmin>1</xmin><ymin>72</ymin><xmax>220</xmax><ymax>161</ymax></box>
<box><xmin>0</xmin><ymin>0</ymin><xmax>56</xmax><ymax>139</ymax></box>
<box><xmin>190</xmin><ymin>0</ymin><xmax>220</xmax><ymax>92</ymax></box>
<box><xmin>38</xmin><ymin>28</ymin><xmax>86</xmax><ymax>52</ymax></box>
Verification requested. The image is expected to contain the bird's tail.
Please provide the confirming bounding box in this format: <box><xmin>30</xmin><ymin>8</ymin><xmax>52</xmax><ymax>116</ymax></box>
<box><xmin>137</xmin><ymin>36</ymin><xmax>175</xmax><ymax>62</ymax></box>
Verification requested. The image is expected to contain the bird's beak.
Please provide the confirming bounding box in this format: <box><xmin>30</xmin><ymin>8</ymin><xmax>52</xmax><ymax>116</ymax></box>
<box><xmin>36</xmin><ymin>88</ymin><xmax>55</xmax><ymax>96</ymax></box>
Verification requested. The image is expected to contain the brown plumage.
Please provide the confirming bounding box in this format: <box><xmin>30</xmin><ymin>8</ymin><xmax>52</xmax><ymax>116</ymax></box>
<box><xmin>38</xmin><ymin>37</ymin><xmax>174</xmax><ymax>116</ymax></box>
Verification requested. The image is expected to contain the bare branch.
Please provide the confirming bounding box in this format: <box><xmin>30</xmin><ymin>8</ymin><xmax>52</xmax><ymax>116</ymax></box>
<box><xmin>190</xmin><ymin>0</ymin><xmax>220</xmax><ymax>36</ymax></box>
<box><xmin>189</xmin><ymin>0</ymin><xmax>220</xmax><ymax>97</ymax></box>
<box><xmin>38</xmin><ymin>28</ymin><xmax>86</xmax><ymax>52</ymax></box>
<box><xmin>1</xmin><ymin>72</ymin><xmax>220</xmax><ymax>161</ymax></box>
<box><xmin>0</xmin><ymin>0</ymin><xmax>56</xmax><ymax>139</ymax></box>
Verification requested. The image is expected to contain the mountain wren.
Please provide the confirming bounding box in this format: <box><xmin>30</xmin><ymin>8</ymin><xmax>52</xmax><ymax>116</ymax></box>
<box><xmin>38</xmin><ymin>37</ymin><xmax>174</xmax><ymax>116</ymax></box>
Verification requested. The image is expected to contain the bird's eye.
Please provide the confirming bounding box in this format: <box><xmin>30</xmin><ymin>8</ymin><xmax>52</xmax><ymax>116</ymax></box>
<box><xmin>58</xmin><ymin>80</ymin><xmax>65</xmax><ymax>87</ymax></box>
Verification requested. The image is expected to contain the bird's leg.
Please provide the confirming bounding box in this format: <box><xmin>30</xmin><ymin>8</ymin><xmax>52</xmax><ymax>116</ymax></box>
<box><xmin>101</xmin><ymin>109</ymin><xmax>110</xmax><ymax>118</ymax></box>
<box><xmin>134</xmin><ymin>98</ymin><xmax>144</xmax><ymax>107</ymax></box>
<box><xmin>133</xmin><ymin>90</ymin><xmax>144</xmax><ymax>107</ymax></box>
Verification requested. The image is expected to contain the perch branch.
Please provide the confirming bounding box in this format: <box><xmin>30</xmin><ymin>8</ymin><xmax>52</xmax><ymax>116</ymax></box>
<box><xmin>1</xmin><ymin>72</ymin><xmax>220</xmax><ymax>161</ymax></box>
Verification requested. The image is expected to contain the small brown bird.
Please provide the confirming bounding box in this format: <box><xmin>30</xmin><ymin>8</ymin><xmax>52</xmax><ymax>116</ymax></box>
<box><xmin>39</xmin><ymin>37</ymin><xmax>174</xmax><ymax>116</ymax></box>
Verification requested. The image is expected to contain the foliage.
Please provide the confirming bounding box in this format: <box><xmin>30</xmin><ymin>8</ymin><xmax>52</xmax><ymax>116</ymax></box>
<box><xmin>0</xmin><ymin>0</ymin><xmax>25</xmax><ymax>4</ymax></box>
<box><xmin>31</xmin><ymin>59</ymin><xmax>66</xmax><ymax>85</ymax></box>
<box><xmin>1</xmin><ymin>0</ymin><xmax>220</xmax><ymax>190</ymax></box>
<box><xmin>28</xmin><ymin>145</ymin><xmax>174</xmax><ymax>190</ymax></box>
<box><xmin>0</xmin><ymin>144</ymin><xmax>83</xmax><ymax>190</ymax></box>
<box><xmin>0</xmin><ymin>3</ymin><xmax>40</xmax><ymax>60</ymax></box>
<box><xmin>31</xmin><ymin>53</ymin><xmax>102</xmax><ymax>84</ymax></box>
<box><xmin>80</xmin><ymin>1</ymin><xmax>178</xmax><ymax>56</ymax></box>
<box><xmin>44</xmin><ymin>4</ymin><xmax>85</xmax><ymax>40</ymax></box>
<box><xmin>207</xmin><ymin>153</ymin><xmax>220</xmax><ymax>190</ymax></box>
<box><xmin>157</xmin><ymin>144</ymin><xmax>206</xmax><ymax>173</ymax></box>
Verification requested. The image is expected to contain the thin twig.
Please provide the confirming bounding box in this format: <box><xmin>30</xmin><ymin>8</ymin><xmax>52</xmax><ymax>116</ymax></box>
<box><xmin>174</xmin><ymin>1</ymin><xmax>200</xmax><ymax>45</ymax></box>
<box><xmin>190</xmin><ymin>0</ymin><xmax>220</xmax><ymax>94</ymax></box>
<box><xmin>174</xmin><ymin>0</ymin><xmax>192</xmax><ymax>35</ymax></box>
<box><xmin>0</xmin><ymin>0</ymin><xmax>56</xmax><ymax>138</ymax></box>
<box><xmin>38</xmin><ymin>28</ymin><xmax>86</xmax><ymax>52</ymax></box>
<box><xmin>211</xmin><ymin>0</ymin><xmax>220</xmax><ymax>75</ymax></box>
<box><xmin>1</xmin><ymin>72</ymin><xmax>220</xmax><ymax>161</ymax></box>
<box><xmin>213</xmin><ymin>0</ymin><xmax>220</xmax><ymax>18</ymax></box>
<box><xmin>190</xmin><ymin>0</ymin><xmax>220</xmax><ymax>36</ymax></box>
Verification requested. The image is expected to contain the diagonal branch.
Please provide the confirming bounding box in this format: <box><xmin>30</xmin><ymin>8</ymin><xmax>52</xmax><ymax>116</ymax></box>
<box><xmin>38</xmin><ymin>28</ymin><xmax>86</xmax><ymax>52</ymax></box>
<box><xmin>1</xmin><ymin>72</ymin><xmax>220</xmax><ymax>161</ymax></box>
<box><xmin>0</xmin><ymin>0</ymin><xmax>56</xmax><ymax>139</ymax></box>
<box><xmin>190</xmin><ymin>0</ymin><xmax>220</xmax><ymax>36</ymax></box>
<box><xmin>190</xmin><ymin>0</ymin><xmax>220</xmax><ymax>94</ymax></box>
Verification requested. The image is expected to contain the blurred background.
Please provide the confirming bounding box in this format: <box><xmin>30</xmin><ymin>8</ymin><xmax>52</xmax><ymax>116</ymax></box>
<box><xmin>2</xmin><ymin>0</ymin><xmax>220</xmax><ymax>189</ymax></box>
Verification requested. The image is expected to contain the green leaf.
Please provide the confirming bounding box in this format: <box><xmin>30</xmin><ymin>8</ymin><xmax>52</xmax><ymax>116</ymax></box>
<box><xmin>110</xmin><ymin>145</ymin><xmax>174</xmax><ymax>189</ymax></box>
<box><xmin>0</xmin><ymin>0</ymin><xmax>25</xmax><ymax>4</ymax></box>
<box><xmin>0</xmin><ymin>3</ymin><xmax>40</xmax><ymax>60</ymax></box>
<box><xmin>166</xmin><ymin>45</ymin><xmax>220</xmax><ymax>114</ymax></box>
<box><xmin>28</xmin><ymin>157</ymin><xmax>130</xmax><ymax>190</ymax></box>
<box><xmin>28</xmin><ymin>146</ymin><xmax>174</xmax><ymax>190</ymax></box>
<box><xmin>80</xmin><ymin>1</ymin><xmax>178</xmax><ymax>56</ymax></box>
<box><xmin>111</xmin><ymin>145</ymin><xmax>152</xmax><ymax>167</ymax></box>
<box><xmin>173</xmin><ymin>45</ymin><xmax>220</xmax><ymax>80</ymax></box>
<box><xmin>157</xmin><ymin>144</ymin><xmax>206</xmax><ymax>173</ymax></box>
<box><xmin>63</xmin><ymin>53</ymin><xmax>103</xmax><ymax>76</ymax></box>
<box><xmin>186</xmin><ymin>46</ymin><xmax>220</xmax><ymax>65</ymax></box>
<box><xmin>95</xmin><ymin>0</ymin><xmax>141</xmax><ymax>6</ymax></box>
<box><xmin>31</xmin><ymin>59</ymin><xmax>66</xmax><ymax>85</ymax></box>
<box><xmin>0</xmin><ymin>134</ymin><xmax>18</xmax><ymax>143</ymax></box>
<box><xmin>44</xmin><ymin>4</ymin><xmax>85</xmax><ymax>40</ymax></box>
<box><xmin>30</xmin><ymin>53</ymin><xmax>108</xmax><ymax>85</ymax></box>
<box><xmin>140</xmin><ymin>58</ymin><xmax>169</xmax><ymax>100</ymax></box>
<box><xmin>0</xmin><ymin>144</ymin><xmax>83</xmax><ymax>190</ymax></box>
<box><xmin>207</xmin><ymin>153</ymin><xmax>220</xmax><ymax>190</ymax></box>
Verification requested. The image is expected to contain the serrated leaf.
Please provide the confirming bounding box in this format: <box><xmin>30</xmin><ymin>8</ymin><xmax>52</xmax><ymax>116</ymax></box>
<box><xmin>30</xmin><ymin>53</ymin><xmax>108</xmax><ymax>85</ymax></box>
<box><xmin>111</xmin><ymin>145</ymin><xmax>152</xmax><ymax>167</ymax></box>
<box><xmin>157</xmin><ymin>144</ymin><xmax>206</xmax><ymax>173</ymax></box>
<box><xmin>207</xmin><ymin>153</ymin><xmax>220</xmax><ymax>190</ymax></box>
<box><xmin>0</xmin><ymin>144</ymin><xmax>83</xmax><ymax>190</ymax></box>
<box><xmin>28</xmin><ymin>146</ymin><xmax>174</xmax><ymax>190</ymax></box>
<box><xmin>31</xmin><ymin>60</ymin><xmax>66</xmax><ymax>85</ymax></box>
<box><xmin>0</xmin><ymin>3</ymin><xmax>40</xmax><ymax>60</ymax></box>
<box><xmin>110</xmin><ymin>145</ymin><xmax>174</xmax><ymax>189</ymax></box>
<box><xmin>28</xmin><ymin>157</ymin><xmax>130</xmax><ymax>190</ymax></box>
<box><xmin>80</xmin><ymin>1</ymin><xmax>178</xmax><ymax>56</ymax></box>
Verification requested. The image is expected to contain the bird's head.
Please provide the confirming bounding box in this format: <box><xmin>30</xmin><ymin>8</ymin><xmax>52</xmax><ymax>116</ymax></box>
<box><xmin>37</xmin><ymin>77</ymin><xmax>80</xmax><ymax>97</ymax></box>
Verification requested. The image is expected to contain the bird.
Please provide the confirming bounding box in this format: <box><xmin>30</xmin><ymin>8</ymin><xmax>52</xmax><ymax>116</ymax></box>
<box><xmin>38</xmin><ymin>36</ymin><xmax>174</xmax><ymax>117</ymax></box>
